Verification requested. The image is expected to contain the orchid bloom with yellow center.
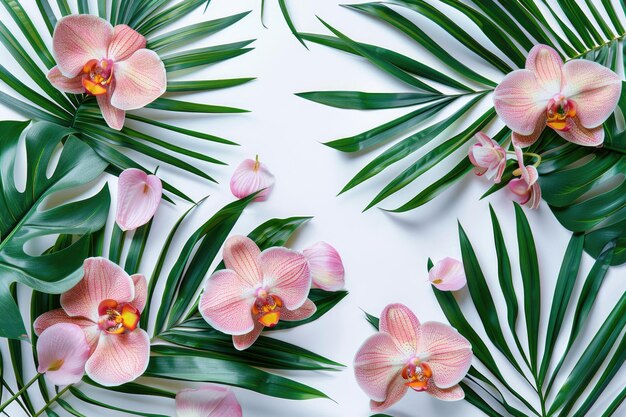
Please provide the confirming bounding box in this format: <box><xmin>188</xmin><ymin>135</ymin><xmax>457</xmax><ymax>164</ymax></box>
<box><xmin>494</xmin><ymin>44</ymin><xmax>621</xmax><ymax>148</ymax></box>
<box><xmin>47</xmin><ymin>15</ymin><xmax>166</xmax><ymax>130</ymax></box>
<box><xmin>34</xmin><ymin>257</ymin><xmax>150</xmax><ymax>387</ymax></box>
<box><xmin>199</xmin><ymin>235</ymin><xmax>316</xmax><ymax>350</ymax></box>
<box><xmin>354</xmin><ymin>304</ymin><xmax>472</xmax><ymax>411</ymax></box>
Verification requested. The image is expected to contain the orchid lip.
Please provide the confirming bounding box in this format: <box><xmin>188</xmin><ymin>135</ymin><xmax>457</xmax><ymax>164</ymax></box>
<box><xmin>251</xmin><ymin>290</ymin><xmax>284</xmax><ymax>328</ymax></box>
<box><xmin>97</xmin><ymin>299</ymin><xmax>140</xmax><ymax>334</ymax></box>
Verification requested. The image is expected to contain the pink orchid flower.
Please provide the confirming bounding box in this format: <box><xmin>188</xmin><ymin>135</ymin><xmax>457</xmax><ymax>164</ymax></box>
<box><xmin>508</xmin><ymin>146</ymin><xmax>542</xmax><ymax>209</ymax></box>
<box><xmin>199</xmin><ymin>235</ymin><xmax>315</xmax><ymax>350</ymax></box>
<box><xmin>176</xmin><ymin>385</ymin><xmax>242</xmax><ymax>417</ymax></box>
<box><xmin>354</xmin><ymin>303</ymin><xmax>472</xmax><ymax>411</ymax></box>
<box><xmin>34</xmin><ymin>257</ymin><xmax>150</xmax><ymax>386</ymax></box>
<box><xmin>36</xmin><ymin>323</ymin><xmax>90</xmax><ymax>385</ymax></box>
<box><xmin>494</xmin><ymin>44</ymin><xmax>621</xmax><ymax>148</ymax></box>
<box><xmin>303</xmin><ymin>241</ymin><xmax>345</xmax><ymax>291</ymax></box>
<box><xmin>47</xmin><ymin>15</ymin><xmax>166</xmax><ymax>130</ymax></box>
<box><xmin>116</xmin><ymin>168</ymin><xmax>163</xmax><ymax>231</ymax></box>
<box><xmin>230</xmin><ymin>156</ymin><xmax>275</xmax><ymax>201</ymax></box>
<box><xmin>428</xmin><ymin>258</ymin><xmax>466</xmax><ymax>291</ymax></box>
<box><xmin>468</xmin><ymin>132</ymin><xmax>507</xmax><ymax>183</ymax></box>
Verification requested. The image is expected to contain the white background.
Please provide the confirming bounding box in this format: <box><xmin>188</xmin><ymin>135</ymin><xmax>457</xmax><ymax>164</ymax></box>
<box><xmin>1</xmin><ymin>1</ymin><xmax>626</xmax><ymax>416</ymax></box>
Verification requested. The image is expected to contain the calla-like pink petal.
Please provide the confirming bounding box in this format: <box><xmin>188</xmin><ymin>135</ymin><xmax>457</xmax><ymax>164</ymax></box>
<box><xmin>303</xmin><ymin>241</ymin><xmax>345</xmax><ymax>291</ymax></box>
<box><xmin>233</xmin><ymin>322</ymin><xmax>263</xmax><ymax>351</ymax></box>
<box><xmin>85</xmin><ymin>329</ymin><xmax>150</xmax><ymax>386</ymax></box>
<box><xmin>428</xmin><ymin>258</ymin><xmax>466</xmax><ymax>291</ymax></box>
<box><xmin>281</xmin><ymin>299</ymin><xmax>317</xmax><ymax>321</ymax></box>
<box><xmin>176</xmin><ymin>385</ymin><xmax>242</xmax><ymax>417</ymax></box>
<box><xmin>494</xmin><ymin>69</ymin><xmax>549</xmax><ymax>136</ymax></box>
<box><xmin>556</xmin><ymin>118</ymin><xmax>605</xmax><ymax>147</ymax></box>
<box><xmin>379</xmin><ymin>303</ymin><xmax>420</xmax><ymax>357</ymax></box>
<box><xmin>131</xmin><ymin>274</ymin><xmax>147</xmax><ymax>313</ymax></box>
<box><xmin>419</xmin><ymin>322</ymin><xmax>472</xmax><ymax>389</ymax></box>
<box><xmin>110</xmin><ymin>49</ymin><xmax>166</xmax><ymax>111</ymax></box>
<box><xmin>61</xmin><ymin>257</ymin><xmax>134</xmax><ymax>322</ymax></box>
<box><xmin>354</xmin><ymin>332</ymin><xmax>405</xmax><ymax>403</ymax></box>
<box><xmin>52</xmin><ymin>15</ymin><xmax>113</xmax><ymax>77</ymax></box>
<box><xmin>508</xmin><ymin>178</ymin><xmax>532</xmax><ymax>205</ymax></box>
<box><xmin>370</xmin><ymin>375</ymin><xmax>408</xmax><ymax>412</ymax></box>
<box><xmin>259</xmin><ymin>247</ymin><xmax>311</xmax><ymax>310</ymax></box>
<box><xmin>47</xmin><ymin>66</ymin><xmax>85</xmax><ymax>93</ymax></box>
<box><xmin>222</xmin><ymin>236</ymin><xmax>262</xmax><ymax>287</ymax></box>
<box><xmin>199</xmin><ymin>270</ymin><xmax>256</xmax><ymax>336</ymax></box>
<box><xmin>33</xmin><ymin>309</ymin><xmax>100</xmax><ymax>353</ymax></box>
<box><xmin>230</xmin><ymin>158</ymin><xmax>275</xmax><ymax>201</ymax></box>
<box><xmin>426</xmin><ymin>382</ymin><xmax>465</xmax><ymax>401</ymax></box>
<box><xmin>97</xmin><ymin>88</ymin><xmax>126</xmax><ymax>130</ymax></box>
<box><xmin>562</xmin><ymin>60</ymin><xmax>622</xmax><ymax>129</ymax></box>
<box><xmin>525</xmin><ymin>45</ymin><xmax>563</xmax><ymax>95</ymax></box>
<box><xmin>116</xmin><ymin>168</ymin><xmax>162</xmax><ymax>231</ymax></box>
<box><xmin>108</xmin><ymin>25</ymin><xmax>146</xmax><ymax>62</ymax></box>
<box><xmin>37</xmin><ymin>323</ymin><xmax>90</xmax><ymax>386</ymax></box>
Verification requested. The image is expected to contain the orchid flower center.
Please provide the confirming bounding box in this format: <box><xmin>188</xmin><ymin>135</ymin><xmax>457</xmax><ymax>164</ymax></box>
<box><xmin>82</xmin><ymin>58</ymin><xmax>114</xmax><ymax>96</ymax></box>
<box><xmin>546</xmin><ymin>94</ymin><xmax>576</xmax><ymax>131</ymax></box>
<box><xmin>97</xmin><ymin>299</ymin><xmax>140</xmax><ymax>335</ymax></box>
<box><xmin>401</xmin><ymin>358</ymin><xmax>433</xmax><ymax>392</ymax></box>
<box><xmin>251</xmin><ymin>288</ymin><xmax>283</xmax><ymax>328</ymax></box>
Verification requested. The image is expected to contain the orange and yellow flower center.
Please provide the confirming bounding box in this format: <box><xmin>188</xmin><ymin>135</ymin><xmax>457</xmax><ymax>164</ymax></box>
<box><xmin>402</xmin><ymin>359</ymin><xmax>433</xmax><ymax>392</ymax></box>
<box><xmin>252</xmin><ymin>289</ymin><xmax>283</xmax><ymax>328</ymax></box>
<box><xmin>97</xmin><ymin>299</ymin><xmax>140</xmax><ymax>334</ymax></box>
<box><xmin>82</xmin><ymin>58</ymin><xmax>114</xmax><ymax>96</ymax></box>
<box><xmin>546</xmin><ymin>94</ymin><xmax>576</xmax><ymax>131</ymax></box>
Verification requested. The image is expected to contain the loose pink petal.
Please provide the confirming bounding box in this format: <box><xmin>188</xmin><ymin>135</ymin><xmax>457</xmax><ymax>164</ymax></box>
<box><xmin>281</xmin><ymin>299</ymin><xmax>317</xmax><ymax>321</ymax></box>
<box><xmin>419</xmin><ymin>322</ymin><xmax>472</xmax><ymax>389</ymax></box>
<box><xmin>110</xmin><ymin>49</ymin><xmax>166</xmax><ymax>110</ymax></box>
<box><xmin>47</xmin><ymin>66</ymin><xmax>85</xmax><ymax>93</ymax></box>
<box><xmin>354</xmin><ymin>332</ymin><xmax>405</xmax><ymax>403</ymax></box>
<box><xmin>525</xmin><ymin>45</ymin><xmax>563</xmax><ymax>95</ymax></box>
<box><xmin>303</xmin><ymin>241</ymin><xmax>345</xmax><ymax>291</ymax></box>
<box><xmin>562</xmin><ymin>60</ymin><xmax>622</xmax><ymax>128</ymax></box>
<box><xmin>428</xmin><ymin>258</ymin><xmax>466</xmax><ymax>291</ymax></box>
<box><xmin>131</xmin><ymin>274</ymin><xmax>147</xmax><ymax>313</ymax></box>
<box><xmin>116</xmin><ymin>168</ymin><xmax>162</xmax><ymax>231</ymax></box>
<box><xmin>97</xmin><ymin>88</ymin><xmax>126</xmax><ymax>130</ymax></box>
<box><xmin>370</xmin><ymin>376</ymin><xmax>408</xmax><ymax>412</ymax></box>
<box><xmin>176</xmin><ymin>385</ymin><xmax>242</xmax><ymax>417</ymax></box>
<box><xmin>61</xmin><ymin>257</ymin><xmax>134</xmax><ymax>322</ymax></box>
<box><xmin>233</xmin><ymin>322</ymin><xmax>263</xmax><ymax>351</ymax></box>
<box><xmin>511</xmin><ymin>115</ymin><xmax>546</xmax><ymax>148</ymax></box>
<box><xmin>259</xmin><ymin>247</ymin><xmax>311</xmax><ymax>310</ymax></box>
<box><xmin>229</xmin><ymin>158</ymin><xmax>275</xmax><ymax>201</ymax></box>
<box><xmin>33</xmin><ymin>309</ymin><xmax>100</xmax><ymax>353</ymax></box>
<box><xmin>556</xmin><ymin>118</ymin><xmax>605</xmax><ymax>147</ymax></box>
<box><xmin>426</xmin><ymin>382</ymin><xmax>465</xmax><ymax>401</ymax></box>
<box><xmin>108</xmin><ymin>25</ymin><xmax>146</xmax><ymax>62</ymax></box>
<box><xmin>379</xmin><ymin>303</ymin><xmax>420</xmax><ymax>356</ymax></box>
<box><xmin>52</xmin><ymin>15</ymin><xmax>113</xmax><ymax>77</ymax></box>
<box><xmin>37</xmin><ymin>323</ymin><xmax>90</xmax><ymax>386</ymax></box>
<box><xmin>199</xmin><ymin>270</ymin><xmax>256</xmax><ymax>336</ymax></box>
<box><xmin>85</xmin><ymin>329</ymin><xmax>150</xmax><ymax>386</ymax></box>
<box><xmin>222</xmin><ymin>236</ymin><xmax>262</xmax><ymax>287</ymax></box>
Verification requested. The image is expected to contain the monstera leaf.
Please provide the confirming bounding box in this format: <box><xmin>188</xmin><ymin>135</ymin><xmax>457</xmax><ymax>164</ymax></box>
<box><xmin>0</xmin><ymin>120</ymin><xmax>109</xmax><ymax>339</ymax></box>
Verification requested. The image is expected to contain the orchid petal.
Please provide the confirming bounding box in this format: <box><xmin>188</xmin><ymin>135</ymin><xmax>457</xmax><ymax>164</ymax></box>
<box><xmin>303</xmin><ymin>241</ymin><xmax>345</xmax><ymax>291</ymax></box>
<box><xmin>419</xmin><ymin>322</ymin><xmax>472</xmax><ymax>389</ymax></box>
<box><xmin>508</xmin><ymin>178</ymin><xmax>532</xmax><ymax>205</ymax></box>
<box><xmin>232</xmin><ymin>322</ymin><xmax>263</xmax><ymax>351</ymax></box>
<box><xmin>47</xmin><ymin>66</ymin><xmax>85</xmax><ymax>93</ymax></box>
<box><xmin>108</xmin><ymin>25</ymin><xmax>146</xmax><ymax>62</ymax></box>
<box><xmin>529</xmin><ymin>181</ymin><xmax>542</xmax><ymax>210</ymax></box>
<box><xmin>379</xmin><ymin>303</ymin><xmax>420</xmax><ymax>356</ymax></box>
<box><xmin>511</xmin><ymin>115</ymin><xmax>546</xmax><ymax>148</ymax></box>
<box><xmin>131</xmin><ymin>274</ymin><xmax>147</xmax><ymax>313</ymax></box>
<box><xmin>33</xmin><ymin>309</ymin><xmax>100</xmax><ymax>353</ymax></box>
<box><xmin>525</xmin><ymin>44</ymin><xmax>563</xmax><ymax>95</ymax></box>
<box><xmin>37</xmin><ymin>323</ymin><xmax>90</xmax><ymax>386</ymax></box>
<box><xmin>96</xmin><ymin>87</ymin><xmax>126</xmax><ymax>130</ymax></box>
<box><xmin>116</xmin><ymin>168</ymin><xmax>162</xmax><ymax>231</ymax></box>
<box><xmin>222</xmin><ymin>236</ymin><xmax>262</xmax><ymax>287</ymax></box>
<box><xmin>110</xmin><ymin>49</ymin><xmax>166</xmax><ymax>110</ymax></box>
<box><xmin>259</xmin><ymin>247</ymin><xmax>311</xmax><ymax>310</ymax></box>
<box><xmin>281</xmin><ymin>299</ymin><xmax>317</xmax><ymax>321</ymax></box>
<box><xmin>230</xmin><ymin>158</ymin><xmax>275</xmax><ymax>201</ymax></box>
<box><xmin>370</xmin><ymin>376</ymin><xmax>408</xmax><ymax>412</ymax></box>
<box><xmin>426</xmin><ymin>382</ymin><xmax>465</xmax><ymax>401</ymax></box>
<box><xmin>176</xmin><ymin>385</ymin><xmax>242</xmax><ymax>417</ymax></box>
<box><xmin>556</xmin><ymin>118</ymin><xmax>605</xmax><ymax>147</ymax></box>
<box><xmin>428</xmin><ymin>258</ymin><xmax>466</xmax><ymax>291</ymax></box>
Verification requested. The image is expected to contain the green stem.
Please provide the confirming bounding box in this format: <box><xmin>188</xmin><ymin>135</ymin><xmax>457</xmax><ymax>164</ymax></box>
<box><xmin>1</xmin><ymin>380</ymin><xmax>32</xmax><ymax>417</ymax></box>
<box><xmin>0</xmin><ymin>373</ymin><xmax>41</xmax><ymax>413</ymax></box>
<box><xmin>567</xmin><ymin>33</ymin><xmax>626</xmax><ymax>60</ymax></box>
<box><xmin>32</xmin><ymin>385</ymin><xmax>70</xmax><ymax>417</ymax></box>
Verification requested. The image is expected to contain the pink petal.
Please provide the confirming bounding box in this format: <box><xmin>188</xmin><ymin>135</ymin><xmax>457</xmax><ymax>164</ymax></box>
<box><xmin>33</xmin><ymin>309</ymin><xmax>100</xmax><ymax>353</ymax></box>
<box><xmin>176</xmin><ymin>385</ymin><xmax>242</xmax><ymax>417</ymax></box>
<box><xmin>426</xmin><ymin>382</ymin><xmax>465</xmax><ymax>401</ymax></box>
<box><xmin>232</xmin><ymin>322</ymin><xmax>263</xmax><ymax>351</ymax></box>
<box><xmin>428</xmin><ymin>257</ymin><xmax>466</xmax><ymax>291</ymax></box>
<box><xmin>52</xmin><ymin>15</ymin><xmax>113</xmax><ymax>77</ymax></box>
<box><xmin>110</xmin><ymin>49</ymin><xmax>166</xmax><ymax>110</ymax></box>
<box><xmin>511</xmin><ymin>115</ymin><xmax>546</xmax><ymax>148</ymax></box>
<box><xmin>556</xmin><ymin>117</ymin><xmax>605</xmax><ymax>147</ymax></box>
<box><xmin>116</xmin><ymin>168</ymin><xmax>162</xmax><ymax>231</ymax></box>
<box><xmin>281</xmin><ymin>299</ymin><xmax>317</xmax><ymax>321</ymax></box>
<box><xmin>37</xmin><ymin>323</ymin><xmax>91</xmax><ymax>386</ymax></box>
<box><xmin>229</xmin><ymin>158</ymin><xmax>275</xmax><ymax>201</ymax></box>
<box><xmin>199</xmin><ymin>270</ymin><xmax>256</xmax><ymax>336</ymax></box>
<box><xmin>131</xmin><ymin>274</ymin><xmax>147</xmax><ymax>313</ymax></box>
<box><xmin>108</xmin><ymin>25</ymin><xmax>146</xmax><ymax>62</ymax></box>
<box><xmin>303</xmin><ymin>241</ymin><xmax>345</xmax><ymax>291</ymax></box>
<box><xmin>379</xmin><ymin>303</ymin><xmax>420</xmax><ymax>357</ymax></box>
<box><xmin>508</xmin><ymin>178</ymin><xmax>531</xmax><ymax>205</ymax></box>
<box><xmin>222</xmin><ymin>236</ymin><xmax>262</xmax><ymax>287</ymax></box>
<box><xmin>529</xmin><ymin>182</ymin><xmax>542</xmax><ymax>210</ymax></box>
<box><xmin>494</xmin><ymin>69</ymin><xmax>549</xmax><ymax>136</ymax></box>
<box><xmin>354</xmin><ymin>332</ymin><xmax>405</xmax><ymax>403</ymax></box>
<box><xmin>562</xmin><ymin>60</ymin><xmax>622</xmax><ymax>128</ymax></box>
<box><xmin>97</xmin><ymin>87</ymin><xmax>126</xmax><ymax>130</ymax></box>
<box><xmin>525</xmin><ymin>44</ymin><xmax>563</xmax><ymax>95</ymax></box>
<box><xmin>259</xmin><ymin>247</ymin><xmax>311</xmax><ymax>310</ymax></box>
<box><xmin>370</xmin><ymin>376</ymin><xmax>408</xmax><ymax>412</ymax></box>
<box><xmin>61</xmin><ymin>257</ymin><xmax>134</xmax><ymax>322</ymax></box>
<box><xmin>419</xmin><ymin>322</ymin><xmax>472</xmax><ymax>389</ymax></box>
<box><xmin>85</xmin><ymin>329</ymin><xmax>150</xmax><ymax>386</ymax></box>
<box><xmin>47</xmin><ymin>66</ymin><xmax>85</xmax><ymax>93</ymax></box>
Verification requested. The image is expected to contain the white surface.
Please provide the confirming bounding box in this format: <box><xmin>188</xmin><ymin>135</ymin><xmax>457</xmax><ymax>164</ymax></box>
<box><xmin>1</xmin><ymin>1</ymin><xmax>625</xmax><ymax>416</ymax></box>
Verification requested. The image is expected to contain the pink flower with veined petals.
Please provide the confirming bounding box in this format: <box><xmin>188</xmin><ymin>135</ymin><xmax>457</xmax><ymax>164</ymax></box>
<box><xmin>176</xmin><ymin>385</ymin><xmax>242</xmax><ymax>417</ymax></box>
<box><xmin>468</xmin><ymin>132</ymin><xmax>507</xmax><ymax>183</ymax></box>
<box><xmin>508</xmin><ymin>146</ymin><xmax>542</xmax><ymax>209</ymax></box>
<box><xmin>199</xmin><ymin>235</ymin><xmax>315</xmax><ymax>351</ymax></box>
<box><xmin>354</xmin><ymin>303</ymin><xmax>472</xmax><ymax>412</ymax></box>
<box><xmin>116</xmin><ymin>168</ymin><xmax>162</xmax><ymax>231</ymax></box>
<box><xmin>303</xmin><ymin>241</ymin><xmax>345</xmax><ymax>291</ymax></box>
<box><xmin>494</xmin><ymin>44</ymin><xmax>621</xmax><ymax>148</ymax></box>
<box><xmin>34</xmin><ymin>257</ymin><xmax>150</xmax><ymax>387</ymax></box>
<box><xmin>47</xmin><ymin>15</ymin><xmax>166</xmax><ymax>130</ymax></box>
<box><xmin>36</xmin><ymin>323</ymin><xmax>90</xmax><ymax>385</ymax></box>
